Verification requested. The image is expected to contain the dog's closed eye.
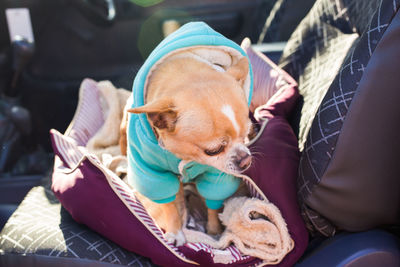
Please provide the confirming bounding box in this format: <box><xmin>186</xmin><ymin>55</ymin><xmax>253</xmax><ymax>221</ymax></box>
<box><xmin>204</xmin><ymin>145</ymin><xmax>225</xmax><ymax>156</ymax></box>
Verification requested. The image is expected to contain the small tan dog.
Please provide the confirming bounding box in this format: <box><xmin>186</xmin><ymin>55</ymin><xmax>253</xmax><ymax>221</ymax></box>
<box><xmin>120</xmin><ymin>24</ymin><xmax>253</xmax><ymax>246</ymax></box>
<box><xmin>120</xmin><ymin>53</ymin><xmax>252</xmax><ymax>245</ymax></box>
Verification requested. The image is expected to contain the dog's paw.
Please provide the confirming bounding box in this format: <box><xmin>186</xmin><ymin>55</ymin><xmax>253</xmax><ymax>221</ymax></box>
<box><xmin>165</xmin><ymin>230</ymin><xmax>186</xmax><ymax>246</ymax></box>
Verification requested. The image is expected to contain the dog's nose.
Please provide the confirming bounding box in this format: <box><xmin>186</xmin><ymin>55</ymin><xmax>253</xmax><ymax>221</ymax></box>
<box><xmin>238</xmin><ymin>154</ymin><xmax>252</xmax><ymax>170</ymax></box>
<box><xmin>234</xmin><ymin>149</ymin><xmax>252</xmax><ymax>171</ymax></box>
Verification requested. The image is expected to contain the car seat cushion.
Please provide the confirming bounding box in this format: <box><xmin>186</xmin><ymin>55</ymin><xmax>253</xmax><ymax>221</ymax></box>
<box><xmin>0</xmin><ymin>185</ymin><xmax>155</xmax><ymax>266</ymax></box>
<box><xmin>279</xmin><ymin>0</ymin><xmax>400</xmax><ymax>236</ymax></box>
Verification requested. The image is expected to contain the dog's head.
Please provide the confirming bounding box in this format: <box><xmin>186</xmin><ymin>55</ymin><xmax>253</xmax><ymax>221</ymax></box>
<box><xmin>129</xmin><ymin>57</ymin><xmax>252</xmax><ymax>174</ymax></box>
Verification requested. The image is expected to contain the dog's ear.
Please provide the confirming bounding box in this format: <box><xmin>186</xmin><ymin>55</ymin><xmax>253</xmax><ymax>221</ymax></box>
<box><xmin>226</xmin><ymin>57</ymin><xmax>249</xmax><ymax>85</ymax></box>
<box><xmin>128</xmin><ymin>98</ymin><xmax>177</xmax><ymax>132</ymax></box>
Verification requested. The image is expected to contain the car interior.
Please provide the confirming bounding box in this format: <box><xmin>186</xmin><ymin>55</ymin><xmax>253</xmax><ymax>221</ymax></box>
<box><xmin>0</xmin><ymin>0</ymin><xmax>399</xmax><ymax>266</ymax></box>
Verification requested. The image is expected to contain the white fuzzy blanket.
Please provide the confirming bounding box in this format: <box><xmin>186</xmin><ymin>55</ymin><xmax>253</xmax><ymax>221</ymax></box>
<box><xmin>85</xmin><ymin>80</ymin><xmax>130</xmax><ymax>177</ymax></box>
<box><xmin>183</xmin><ymin>196</ymin><xmax>293</xmax><ymax>264</ymax></box>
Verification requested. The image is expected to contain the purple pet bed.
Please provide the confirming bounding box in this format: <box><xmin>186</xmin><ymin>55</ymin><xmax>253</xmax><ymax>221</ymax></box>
<box><xmin>50</xmin><ymin>43</ymin><xmax>308</xmax><ymax>267</ymax></box>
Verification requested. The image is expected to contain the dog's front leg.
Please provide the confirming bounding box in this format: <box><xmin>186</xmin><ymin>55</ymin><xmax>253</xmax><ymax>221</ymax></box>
<box><xmin>207</xmin><ymin>208</ymin><xmax>223</xmax><ymax>235</ymax></box>
<box><xmin>161</xmin><ymin>201</ymin><xmax>186</xmax><ymax>246</ymax></box>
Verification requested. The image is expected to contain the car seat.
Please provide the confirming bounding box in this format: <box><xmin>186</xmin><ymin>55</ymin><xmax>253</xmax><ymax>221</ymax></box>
<box><xmin>0</xmin><ymin>0</ymin><xmax>399</xmax><ymax>266</ymax></box>
<box><xmin>279</xmin><ymin>0</ymin><xmax>400</xmax><ymax>238</ymax></box>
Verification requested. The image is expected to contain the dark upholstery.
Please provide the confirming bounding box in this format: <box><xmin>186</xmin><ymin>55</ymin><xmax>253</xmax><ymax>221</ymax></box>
<box><xmin>257</xmin><ymin>0</ymin><xmax>316</xmax><ymax>43</ymax></box>
<box><xmin>0</xmin><ymin>185</ymin><xmax>155</xmax><ymax>267</ymax></box>
<box><xmin>280</xmin><ymin>0</ymin><xmax>400</xmax><ymax>236</ymax></box>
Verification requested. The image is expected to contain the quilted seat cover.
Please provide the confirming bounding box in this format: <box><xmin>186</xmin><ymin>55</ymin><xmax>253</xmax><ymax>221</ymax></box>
<box><xmin>280</xmin><ymin>0</ymin><xmax>400</xmax><ymax>236</ymax></box>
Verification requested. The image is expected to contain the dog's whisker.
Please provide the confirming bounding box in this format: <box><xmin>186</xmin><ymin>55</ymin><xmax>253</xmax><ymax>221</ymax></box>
<box><xmin>251</xmin><ymin>151</ymin><xmax>266</xmax><ymax>157</ymax></box>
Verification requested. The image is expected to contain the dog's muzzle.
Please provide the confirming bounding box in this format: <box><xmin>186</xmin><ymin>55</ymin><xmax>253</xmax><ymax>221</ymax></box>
<box><xmin>230</xmin><ymin>145</ymin><xmax>252</xmax><ymax>173</ymax></box>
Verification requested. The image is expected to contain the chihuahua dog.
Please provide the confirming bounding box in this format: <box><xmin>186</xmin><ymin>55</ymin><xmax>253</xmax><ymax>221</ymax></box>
<box><xmin>120</xmin><ymin>51</ymin><xmax>252</xmax><ymax>246</ymax></box>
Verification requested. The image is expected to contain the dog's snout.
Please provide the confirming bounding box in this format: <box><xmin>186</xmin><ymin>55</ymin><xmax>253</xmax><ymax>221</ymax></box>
<box><xmin>225</xmin><ymin>145</ymin><xmax>252</xmax><ymax>174</ymax></box>
<box><xmin>234</xmin><ymin>149</ymin><xmax>252</xmax><ymax>171</ymax></box>
<box><xmin>236</xmin><ymin>149</ymin><xmax>249</xmax><ymax>159</ymax></box>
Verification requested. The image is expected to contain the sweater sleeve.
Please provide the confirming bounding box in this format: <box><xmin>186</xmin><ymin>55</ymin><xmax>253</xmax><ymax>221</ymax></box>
<box><xmin>127</xmin><ymin>151</ymin><xmax>180</xmax><ymax>204</ymax></box>
<box><xmin>195</xmin><ymin>170</ymin><xmax>241</xmax><ymax>210</ymax></box>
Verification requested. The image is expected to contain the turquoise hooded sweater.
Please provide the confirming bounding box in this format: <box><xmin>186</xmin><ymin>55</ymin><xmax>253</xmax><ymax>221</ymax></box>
<box><xmin>127</xmin><ymin>22</ymin><xmax>253</xmax><ymax>210</ymax></box>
